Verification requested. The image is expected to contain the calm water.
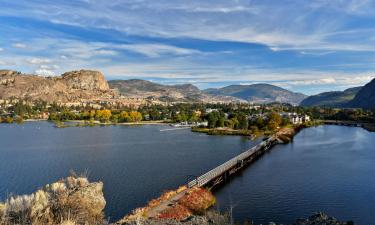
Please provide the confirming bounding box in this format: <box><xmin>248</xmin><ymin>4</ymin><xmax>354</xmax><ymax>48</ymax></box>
<box><xmin>214</xmin><ymin>125</ymin><xmax>375</xmax><ymax>225</ymax></box>
<box><xmin>0</xmin><ymin>123</ymin><xmax>374</xmax><ymax>224</ymax></box>
<box><xmin>0</xmin><ymin>122</ymin><xmax>256</xmax><ymax>222</ymax></box>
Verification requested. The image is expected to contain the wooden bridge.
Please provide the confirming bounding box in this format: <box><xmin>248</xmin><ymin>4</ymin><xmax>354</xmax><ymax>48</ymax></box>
<box><xmin>323</xmin><ymin>120</ymin><xmax>364</xmax><ymax>127</ymax></box>
<box><xmin>188</xmin><ymin>135</ymin><xmax>279</xmax><ymax>189</ymax></box>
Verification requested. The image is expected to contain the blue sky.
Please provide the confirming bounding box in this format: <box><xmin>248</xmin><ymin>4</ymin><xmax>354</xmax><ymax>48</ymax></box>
<box><xmin>1</xmin><ymin>0</ymin><xmax>375</xmax><ymax>94</ymax></box>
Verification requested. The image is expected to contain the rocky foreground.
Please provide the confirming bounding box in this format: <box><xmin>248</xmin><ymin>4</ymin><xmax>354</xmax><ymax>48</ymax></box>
<box><xmin>0</xmin><ymin>176</ymin><xmax>105</xmax><ymax>225</ymax></box>
<box><xmin>120</xmin><ymin>212</ymin><xmax>355</xmax><ymax>225</ymax></box>
<box><xmin>0</xmin><ymin>176</ymin><xmax>356</xmax><ymax>225</ymax></box>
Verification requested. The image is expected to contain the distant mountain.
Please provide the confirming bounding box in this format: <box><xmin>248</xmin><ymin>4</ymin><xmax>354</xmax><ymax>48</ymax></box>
<box><xmin>348</xmin><ymin>78</ymin><xmax>375</xmax><ymax>109</ymax></box>
<box><xmin>300</xmin><ymin>87</ymin><xmax>361</xmax><ymax>107</ymax></box>
<box><xmin>204</xmin><ymin>84</ymin><xmax>307</xmax><ymax>105</ymax></box>
<box><xmin>108</xmin><ymin>79</ymin><xmax>238</xmax><ymax>103</ymax></box>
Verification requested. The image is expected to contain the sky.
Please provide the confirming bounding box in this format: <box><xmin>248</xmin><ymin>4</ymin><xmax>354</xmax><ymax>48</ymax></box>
<box><xmin>1</xmin><ymin>0</ymin><xmax>375</xmax><ymax>95</ymax></box>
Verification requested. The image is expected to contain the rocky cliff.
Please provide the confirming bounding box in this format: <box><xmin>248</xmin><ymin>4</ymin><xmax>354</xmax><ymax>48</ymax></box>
<box><xmin>0</xmin><ymin>70</ymin><xmax>114</xmax><ymax>103</ymax></box>
<box><xmin>62</xmin><ymin>70</ymin><xmax>109</xmax><ymax>91</ymax></box>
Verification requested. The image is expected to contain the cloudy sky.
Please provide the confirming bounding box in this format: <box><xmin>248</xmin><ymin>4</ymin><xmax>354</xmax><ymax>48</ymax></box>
<box><xmin>1</xmin><ymin>0</ymin><xmax>375</xmax><ymax>94</ymax></box>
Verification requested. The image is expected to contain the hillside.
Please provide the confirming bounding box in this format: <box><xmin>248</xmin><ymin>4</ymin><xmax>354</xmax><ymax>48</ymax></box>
<box><xmin>108</xmin><ymin>79</ymin><xmax>238</xmax><ymax>103</ymax></box>
<box><xmin>204</xmin><ymin>84</ymin><xmax>306</xmax><ymax>105</ymax></box>
<box><xmin>349</xmin><ymin>78</ymin><xmax>375</xmax><ymax>109</ymax></box>
<box><xmin>0</xmin><ymin>70</ymin><xmax>238</xmax><ymax>104</ymax></box>
<box><xmin>300</xmin><ymin>87</ymin><xmax>361</xmax><ymax>107</ymax></box>
<box><xmin>0</xmin><ymin>69</ymin><xmax>115</xmax><ymax>103</ymax></box>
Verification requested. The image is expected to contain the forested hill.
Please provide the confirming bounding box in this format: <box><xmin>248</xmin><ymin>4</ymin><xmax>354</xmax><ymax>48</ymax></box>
<box><xmin>300</xmin><ymin>87</ymin><xmax>361</xmax><ymax>107</ymax></box>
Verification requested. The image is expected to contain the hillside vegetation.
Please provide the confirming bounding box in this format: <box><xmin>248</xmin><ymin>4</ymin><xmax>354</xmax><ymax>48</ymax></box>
<box><xmin>300</xmin><ymin>87</ymin><xmax>361</xmax><ymax>107</ymax></box>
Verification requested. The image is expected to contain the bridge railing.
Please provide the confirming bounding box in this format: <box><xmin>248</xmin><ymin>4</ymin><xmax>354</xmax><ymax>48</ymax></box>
<box><xmin>188</xmin><ymin>137</ymin><xmax>275</xmax><ymax>188</ymax></box>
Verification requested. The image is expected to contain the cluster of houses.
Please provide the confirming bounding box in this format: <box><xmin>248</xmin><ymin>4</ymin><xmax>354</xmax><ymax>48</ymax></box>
<box><xmin>280</xmin><ymin>112</ymin><xmax>311</xmax><ymax>124</ymax></box>
<box><xmin>206</xmin><ymin>108</ymin><xmax>311</xmax><ymax>125</ymax></box>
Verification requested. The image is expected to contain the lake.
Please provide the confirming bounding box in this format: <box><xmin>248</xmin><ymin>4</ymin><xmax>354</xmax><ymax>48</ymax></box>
<box><xmin>0</xmin><ymin>123</ymin><xmax>374</xmax><ymax>224</ymax></box>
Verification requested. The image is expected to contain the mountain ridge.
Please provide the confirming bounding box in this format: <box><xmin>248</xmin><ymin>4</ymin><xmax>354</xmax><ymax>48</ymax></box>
<box><xmin>204</xmin><ymin>83</ymin><xmax>307</xmax><ymax>105</ymax></box>
<box><xmin>108</xmin><ymin>79</ymin><xmax>238</xmax><ymax>102</ymax></box>
<box><xmin>300</xmin><ymin>87</ymin><xmax>362</xmax><ymax>107</ymax></box>
<box><xmin>348</xmin><ymin>78</ymin><xmax>375</xmax><ymax>109</ymax></box>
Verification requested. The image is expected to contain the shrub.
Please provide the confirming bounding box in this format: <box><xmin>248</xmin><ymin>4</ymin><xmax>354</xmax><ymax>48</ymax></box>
<box><xmin>0</xmin><ymin>176</ymin><xmax>106</xmax><ymax>225</ymax></box>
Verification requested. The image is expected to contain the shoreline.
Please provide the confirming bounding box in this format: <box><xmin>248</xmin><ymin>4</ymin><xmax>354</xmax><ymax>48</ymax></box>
<box><xmin>52</xmin><ymin>120</ymin><xmax>171</xmax><ymax>128</ymax></box>
<box><xmin>323</xmin><ymin>120</ymin><xmax>375</xmax><ymax>132</ymax></box>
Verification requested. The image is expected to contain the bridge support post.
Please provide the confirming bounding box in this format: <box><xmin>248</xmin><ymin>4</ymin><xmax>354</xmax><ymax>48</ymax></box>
<box><xmin>223</xmin><ymin>170</ymin><xmax>230</xmax><ymax>182</ymax></box>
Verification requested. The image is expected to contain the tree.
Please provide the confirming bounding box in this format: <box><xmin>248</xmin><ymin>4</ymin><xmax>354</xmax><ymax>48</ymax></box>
<box><xmin>15</xmin><ymin>116</ymin><xmax>24</xmax><ymax>124</ymax></box>
<box><xmin>267</xmin><ymin>120</ymin><xmax>278</xmax><ymax>131</ymax></box>
<box><xmin>224</xmin><ymin>119</ymin><xmax>234</xmax><ymax>129</ymax></box>
<box><xmin>217</xmin><ymin>116</ymin><xmax>225</xmax><ymax>127</ymax></box>
<box><xmin>281</xmin><ymin>117</ymin><xmax>290</xmax><ymax>126</ymax></box>
<box><xmin>237</xmin><ymin>113</ymin><xmax>248</xmax><ymax>130</ymax></box>
<box><xmin>119</xmin><ymin>111</ymin><xmax>130</xmax><ymax>122</ymax></box>
<box><xmin>5</xmin><ymin>117</ymin><xmax>13</xmax><ymax>123</ymax></box>
<box><xmin>188</xmin><ymin>112</ymin><xmax>200</xmax><ymax>122</ymax></box>
<box><xmin>129</xmin><ymin>111</ymin><xmax>142</xmax><ymax>122</ymax></box>
<box><xmin>207</xmin><ymin>112</ymin><xmax>218</xmax><ymax>128</ymax></box>
<box><xmin>96</xmin><ymin>109</ymin><xmax>112</xmax><ymax>122</ymax></box>
<box><xmin>230</xmin><ymin>117</ymin><xmax>239</xmax><ymax>129</ymax></box>
<box><xmin>268</xmin><ymin>112</ymin><xmax>282</xmax><ymax>125</ymax></box>
<box><xmin>256</xmin><ymin>117</ymin><xmax>265</xmax><ymax>129</ymax></box>
<box><xmin>149</xmin><ymin>109</ymin><xmax>161</xmax><ymax>120</ymax></box>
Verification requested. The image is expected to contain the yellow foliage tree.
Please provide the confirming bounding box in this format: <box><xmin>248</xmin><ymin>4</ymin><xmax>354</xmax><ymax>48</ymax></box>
<box><xmin>95</xmin><ymin>109</ymin><xmax>112</xmax><ymax>122</ymax></box>
<box><xmin>129</xmin><ymin>111</ymin><xmax>142</xmax><ymax>122</ymax></box>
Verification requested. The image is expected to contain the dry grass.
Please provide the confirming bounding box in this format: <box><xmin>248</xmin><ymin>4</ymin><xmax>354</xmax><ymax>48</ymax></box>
<box><xmin>157</xmin><ymin>187</ymin><xmax>216</xmax><ymax>220</ymax></box>
<box><xmin>178</xmin><ymin>187</ymin><xmax>216</xmax><ymax>214</ymax></box>
<box><xmin>0</xmin><ymin>176</ymin><xmax>105</xmax><ymax>225</ymax></box>
<box><xmin>124</xmin><ymin>185</ymin><xmax>188</xmax><ymax>221</ymax></box>
<box><xmin>158</xmin><ymin>204</ymin><xmax>191</xmax><ymax>219</ymax></box>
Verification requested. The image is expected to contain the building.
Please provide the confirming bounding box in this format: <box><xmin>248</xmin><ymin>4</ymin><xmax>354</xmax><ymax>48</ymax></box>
<box><xmin>289</xmin><ymin>114</ymin><xmax>310</xmax><ymax>124</ymax></box>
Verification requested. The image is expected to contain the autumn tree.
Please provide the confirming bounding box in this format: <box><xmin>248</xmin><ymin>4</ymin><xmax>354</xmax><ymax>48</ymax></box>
<box><xmin>129</xmin><ymin>111</ymin><xmax>142</xmax><ymax>122</ymax></box>
<box><xmin>96</xmin><ymin>109</ymin><xmax>112</xmax><ymax>122</ymax></box>
<box><xmin>267</xmin><ymin>112</ymin><xmax>282</xmax><ymax>131</ymax></box>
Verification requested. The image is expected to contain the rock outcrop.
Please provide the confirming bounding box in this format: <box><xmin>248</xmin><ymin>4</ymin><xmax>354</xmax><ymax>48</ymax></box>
<box><xmin>294</xmin><ymin>212</ymin><xmax>355</xmax><ymax>225</ymax></box>
<box><xmin>0</xmin><ymin>70</ymin><xmax>114</xmax><ymax>103</ymax></box>
<box><xmin>116</xmin><ymin>211</ymin><xmax>228</xmax><ymax>225</ymax></box>
<box><xmin>0</xmin><ymin>176</ymin><xmax>106</xmax><ymax>225</ymax></box>
<box><xmin>117</xmin><ymin>211</ymin><xmax>355</xmax><ymax>225</ymax></box>
<box><xmin>62</xmin><ymin>70</ymin><xmax>109</xmax><ymax>91</ymax></box>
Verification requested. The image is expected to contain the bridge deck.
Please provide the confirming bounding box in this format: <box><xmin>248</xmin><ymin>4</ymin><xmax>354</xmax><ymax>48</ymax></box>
<box><xmin>188</xmin><ymin>136</ymin><xmax>276</xmax><ymax>188</ymax></box>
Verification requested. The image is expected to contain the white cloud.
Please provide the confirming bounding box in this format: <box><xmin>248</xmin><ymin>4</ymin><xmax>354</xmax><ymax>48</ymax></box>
<box><xmin>118</xmin><ymin>44</ymin><xmax>201</xmax><ymax>57</ymax></box>
<box><xmin>57</xmin><ymin>42</ymin><xmax>118</xmax><ymax>59</ymax></box>
<box><xmin>39</xmin><ymin>64</ymin><xmax>59</xmax><ymax>70</ymax></box>
<box><xmin>2</xmin><ymin>1</ymin><xmax>375</xmax><ymax>52</ymax></box>
<box><xmin>0</xmin><ymin>48</ymin><xmax>3</xmax><ymax>52</ymax></box>
<box><xmin>27</xmin><ymin>57</ymin><xmax>52</xmax><ymax>64</ymax></box>
<box><xmin>12</xmin><ymin>43</ymin><xmax>27</xmax><ymax>49</ymax></box>
<box><xmin>35</xmin><ymin>68</ymin><xmax>55</xmax><ymax>76</ymax></box>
